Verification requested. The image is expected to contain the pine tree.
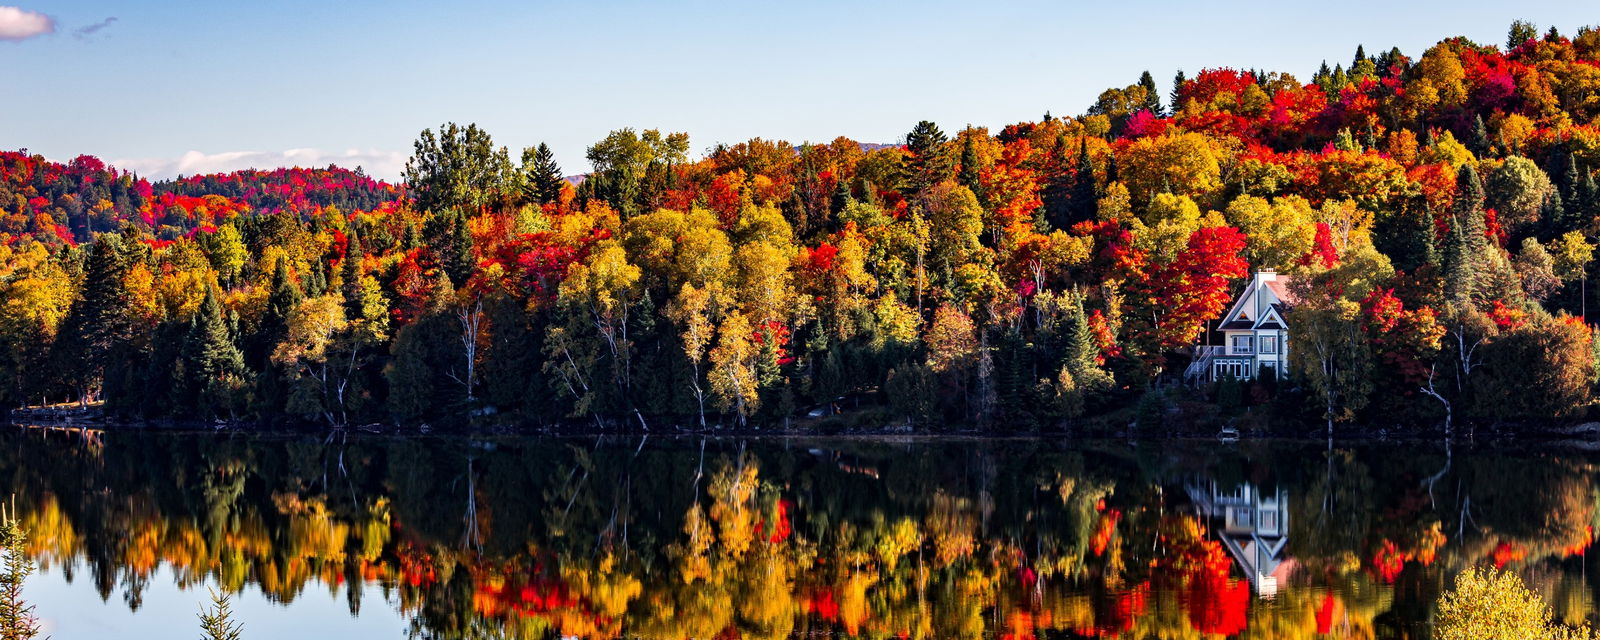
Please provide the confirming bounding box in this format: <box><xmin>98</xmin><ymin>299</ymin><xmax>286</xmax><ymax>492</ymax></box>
<box><xmin>185</xmin><ymin>285</ymin><xmax>247</xmax><ymax>419</ymax></box>
<box><xmin>1444</xmin><ymin>165</ymin><xmax>1488</xmax><ymax>305</ymax></box>
<box><xmin>1470</xmin><ymin>114</ymin><xmax>1491</xmax><ymax>157</ymax></box>
<box><xmin>255</xmin><ymin>261</ymin><xmax>303</xmax><ymax>364</ymax></box>
<box><xmin>341</xmin><ymin>228</ymin><xmax>366</xmax><ymax>320</ymax></box>
<box><xmin>1170</xmin><ymin>70</ymin><xmax>1187</xmax><ymax>112</ymax></box>
<box><xmin>829</xmin><ymin>174</ymin><xmax>852</xmax><ymax>216</ymax></box>
<box><xmin>198</xmin><ymin>588</ymin><xmax>243</xmax><ymax>640</ymax></box>
<box><xmin>1138</xmin><ymin>70</ymin><xmax>1163</xmax><ymax>116</ymax></box>
<box><xmin>521</xmin><ymin>142</ymin><xmax>565</xmax><ymax>206</ymax></box>
<box><xmin>54</xmin><ymin>236</ymin><xmax>133</xmax><ymax>404</ymax></box>
<box><xmin>957</xmin><ymin>133</ymin><xmax>981</xmax><ymax>195</ymax></box>
<box><xmin>0</xmin><ymin>514</ymin><xmax>40</xmax><ymax>640</ymax></box>
<box><xmin>1067</xmin><ymin>137</ymin><xmax>1098</xmax><ymax>227</ymax></box>
<box><xmin>904</xmin><ymin>120</ymin><xmax>951</xmax><ymax>195</ymax></box>
<box><xmin>1508</xmin><ymin>20</ymin><xmax>1538</xmax><ymax>50</ymax></box>
<box><xmin>1061</xmin><ymin>293</ymin><xmax>1110</xmax><ymax>392</ymax></box>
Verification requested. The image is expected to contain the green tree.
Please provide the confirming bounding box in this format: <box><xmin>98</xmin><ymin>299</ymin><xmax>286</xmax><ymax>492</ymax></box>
<box><xmin>1508</xmin><ymin>20</ymin><xmax>1538</xmax><ymax>50</ymax></box>
<box><xmin>1288</xmin><ymin>299</ymin><xmax>1373</xmax><ymax>438</ymax></box>
<box><xmin>54</xmin><ymin>235</ymin><xmax>134</xmax><ymax>404</ymax></box>
<box><xmin>0</xmin><ymin>513</ymin><xmax>40</xmax><ymax>640</ymax></box>
<box><xmin>1443</xmin><ymin>165</ymin><xmax>1489</xmax><ymax>306</ymax></box>
<box><xmin>519</xmin><ymin>142</ymin><xmax>566</xmax><ymax>206</ymax></box>
<box><xmin>1138</xmin><ymin>70</ymin><xmax>1163</xmax><ymax>115</ymax></box>
<box><xmin>184</xmin><ymin>285</ymin><xmax>248</xmax><ymax>419</ymax></box>
<box><xmin>903</xmin><ymin>120</ymin><xmax>951</xmax><ymax>195</ymax></box>
<box><xmin>404</xmin><ymin>122</ymin><xmax>514</xmax><ymax>214</ymax></box>
<box><xmin>198</xmin><ymin>588</ymin><xmax>244</xmax><ymax>640</ymax></box>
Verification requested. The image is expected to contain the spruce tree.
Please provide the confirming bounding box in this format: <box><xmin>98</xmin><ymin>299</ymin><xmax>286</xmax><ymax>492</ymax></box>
<box><xmin>185</xmin><ymin>285</ymin><xmax>247</xmax><ymax>419</ymax></box>
<box><xmin>1170</xmin><ymin>70</ymin><xmax>1187</xmax><ymax>112</ymax></box>
<box><xmin>54</xmin><ymin>236</ymin><xmax>133</xmax><ymax>403</ymax></box>
<box><xmin>958</xmin><ymin>133</ymin><xmax>981</xmax><ymax>195</ymax></box>
<box><xmin>257</xmin><ymin>260</ymin><xmax>303</xmax><ymax>363</ymax></box>
<box><xmin>0</xmin><ymin>514</ymin><xmax>40</xmax><ymax>640</ymax></box>
<box><xmin>198</xmin><ymin>588</ymin><xmax>243</xmax><ymax>640</ymax></box>
<box><xmin>521</xmin><ymin>142</ymin><xmax>565</xmax><ymax>206</ymax></box>
<box><xmin>1138</xmin><ymin>70</ymin><xmax>1163</xmax><ymax>116</ymax></box>
<box><xmin>904</xmin><ymin>120</ymin><xmax>950</xmax><ymax>195</ymax></box>
<box><xmin>341</xmin><ymin>228</ymin><xmax>366</xmax><ymax>320</ymax></box>
<box><xmin>1444</xmin><ymin>165</ymin><xmax>1488</xmax><ymax>305</ymax></box>
<box><xmin>1508</xmin><ymin>20</ymin><xmax>1538</xmax><ymax>50</ymax></box>
<box><xmin>1469</xmin><ymin>114</ymin><xmax>1491</xmax><ymax>157</ymax></box>
<box><xmin>1068</xmin><ymin>137</ymin><xmax>1098</xmax><ymax>226</ymax></box>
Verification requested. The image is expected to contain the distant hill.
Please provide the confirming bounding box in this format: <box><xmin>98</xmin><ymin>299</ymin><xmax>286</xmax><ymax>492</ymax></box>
<box><xmin>0</xmin><ymin>151</ymin><xmax>404</xmax><ymax>244</ymax></box>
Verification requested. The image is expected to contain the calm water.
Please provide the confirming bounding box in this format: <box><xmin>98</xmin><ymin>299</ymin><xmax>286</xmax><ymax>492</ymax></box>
<box><xmin>2</xmin><ymin>427</ymin><xmax>1596</xmax><ymax>639</ymax></box>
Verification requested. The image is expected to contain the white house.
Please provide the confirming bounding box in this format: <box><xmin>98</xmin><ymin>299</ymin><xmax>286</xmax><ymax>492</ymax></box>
<box><xmin>1186</xmin><ymin>270</ymin><xmax>1296</xmax><ymax>384</ymax></box>
<box><xmin>1184</xmin><ymin>479</ymin><xmax>1293</xmax><ymax>597</ymax></box>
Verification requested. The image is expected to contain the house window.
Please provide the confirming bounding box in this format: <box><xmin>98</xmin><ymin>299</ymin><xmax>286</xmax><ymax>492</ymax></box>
<box><xmin>1260</xmin><ymin>510</ymin><xmax>1279</xmax><ymax>532</ymax></box>
<box><xmin>1231</xmin><ymin>335</ymin><xmax>1253</xmax><ymax>354</ymax></box>
<box><xmin>1214</xmin><ymin>360</ymin><xmax>1249</xmax><ymax>380</ymax></box>
<box><xmin>1259</xmin><ymin>335</ymin><xmax>1278</xmax><ymax>354</ymax></box>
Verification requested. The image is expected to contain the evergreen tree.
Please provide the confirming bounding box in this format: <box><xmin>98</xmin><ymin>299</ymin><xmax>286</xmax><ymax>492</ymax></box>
<box><xmin>198</xmin><ymin>588</ymin><xmax>243</xmax><ymax>640</ymax></box>
<box><xmin>53</xmin><ymin>236</ymin><xmax>133</xmax><ymax>403</ymax></box>
<box><xmin>520</xmin><ymin>142</ymin><xmax>565</xmax><ymax>206</ymax></box>
<box><xmin>1170</xmin><ymin>69</ymin><xmax>1187</xmax><ymax>112</ymax></box>
<box><xmin>957</xmin><ymin>133</ymin><xmax>981</xmax><ymax>195</ymax></box>
<box><xmin>423</xmin><ymin>209</ymin><xmax>476</xmax><ymax>287</ymax></box>
<box><xmin>1061</xmin><ymin>293</ymin><xmax>1110</xmax><ymax>392</ymax></box>
<box><xmin>1444</xmin><ymin>165</ymin><xmax>1488</xmax><ymax>305</ymax></box>
<box><xmin>1138</xmin><ymin>70</ymin><xmax>1163</xmax><ymax>116</ymax></box>
<box><xmin>0</xmin><ymin>514</ymin><xmax>40</xmax><ymax>640</ymax></box>
<box><xmin>1469</xmin><ymin>114</ymin><xmax>1491</xmax><ymax>157</ymax></box>
<box><xmin>829</xmin><ymin>174</ymin><xmax>852</xmax><ymax>217</ymax></box>
<box><xmin>184</xmin><ymin>285</ymin><xmax>247</xmax><ymax>419</ymax></box>
<box><xmin>341</xmin><ymin>228</ymin><xmax>366</xmax><ymax>320</ymax></box>
<box><xmin>904</xmin><ymin>120</ymin><xmax>951</xmax><ymax>195</ymax></box>
<box><xmin>1064</xmin><ymin>137</ymin><xmax>1099</xmax><ymax>227</ymax></box>
<box><xmin>1508</xmin><ymin>20</ymin><xmax>1538</xmax><ymax>50</ymax></box>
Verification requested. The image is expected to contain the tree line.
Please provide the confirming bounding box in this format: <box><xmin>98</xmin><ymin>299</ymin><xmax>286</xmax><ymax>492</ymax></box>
<box><xmin>6</xmin><ymin>23</ymin><xmax>1600</xmax><ymax>431</ymax></box>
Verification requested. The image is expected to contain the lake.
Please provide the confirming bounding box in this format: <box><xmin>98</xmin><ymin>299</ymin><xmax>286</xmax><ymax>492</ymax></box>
<box><xmin>1</xmin><ymin>426</ymin><xmax>1595</xmax><ymax>639</ymax></box>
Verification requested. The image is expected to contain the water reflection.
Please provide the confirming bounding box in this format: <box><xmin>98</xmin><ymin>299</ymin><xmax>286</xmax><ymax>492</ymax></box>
<box><xmin>2</xmin><ymin>427</ymin><xmax>1598</xmax><ymax>639</ymax></box>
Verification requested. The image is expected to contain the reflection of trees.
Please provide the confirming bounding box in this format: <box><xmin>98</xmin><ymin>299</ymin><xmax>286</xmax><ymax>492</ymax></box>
<box><xmin>2</xmin><ymin>429</ymin><xmax>1600</xmax><ymax>638</ymax></box>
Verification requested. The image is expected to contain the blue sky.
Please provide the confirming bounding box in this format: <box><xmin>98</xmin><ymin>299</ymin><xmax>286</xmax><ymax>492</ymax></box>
<box><xmin>3</xmin><ymin>1</ymin><xmax>1597</xmax><ymax>180</ymax></box>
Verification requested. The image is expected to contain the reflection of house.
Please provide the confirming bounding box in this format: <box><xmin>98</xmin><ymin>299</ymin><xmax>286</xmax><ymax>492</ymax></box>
<box><xmin>1186</xmin><ymin>270</ymin><xmax>1297</xmax><ymax>384</ymax></box>
<box><xmin>1185</xmin><ymin>479</ymin><xmax>1292</xmax><ymax>597</ymax></box>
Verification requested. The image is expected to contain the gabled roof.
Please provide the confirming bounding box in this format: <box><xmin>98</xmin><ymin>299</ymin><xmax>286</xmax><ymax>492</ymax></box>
<box><xmin>1264</xmin><ymin>278</ymin><xmax>1298</xmax><ymax>308</ymax></box>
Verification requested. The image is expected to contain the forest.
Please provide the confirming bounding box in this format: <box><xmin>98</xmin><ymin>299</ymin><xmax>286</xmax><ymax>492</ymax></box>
<box><xmin>7</xmin><ymin>21</ymin><xmax>1600</xmax><ymax>432</ymax></box>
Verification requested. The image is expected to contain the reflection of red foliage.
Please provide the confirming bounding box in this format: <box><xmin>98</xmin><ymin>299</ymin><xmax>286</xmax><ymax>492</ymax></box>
<box><xmin>805</xmin><ymin>588</ymin><xmax>840</xmax><ymax>619</ymax></box>
<box><xmin>1185</xmin><ymin>573</ymin><xmax>1249</xmax><ymax>636</ymax></box>
<box><xmin>1090</xmin><ymin>508</ymin><xmax>1121</xmax><ymax>557</ymax></box>
<box><xmin>1094</xmin><ymin>583</ymin><xmax>1148</xmax><ymax>636</ymax></box>
<box><xmin>1491</xmin><ymin>541</ymin><xmax>1526</xmax><ymax>568</ymax></box>
<box><xmin>753</xmin><ymin>499</ymin><xmax>793</xmax><ymax>544</ymax></box>
<box><xmin>1315</xmin><ymin>593</ymin><xmax>1340</xmax><ymax>634</ymax></box>
<box><xmin>1371</xmin><ymin>539</ymin><xmax>1407</xmax><ymax>583</ymax></box>
<box><xmin>1563</xmin><ymin>526</ymin><xmax>1594</xmax><ymax>558</ymax></box>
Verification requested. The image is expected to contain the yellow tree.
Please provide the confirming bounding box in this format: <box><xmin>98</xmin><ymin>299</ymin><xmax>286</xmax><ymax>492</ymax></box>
<box><xmin>708</xmin><ymin>311</ymin><xmax>758</xmax><ymax>426</ymax></box>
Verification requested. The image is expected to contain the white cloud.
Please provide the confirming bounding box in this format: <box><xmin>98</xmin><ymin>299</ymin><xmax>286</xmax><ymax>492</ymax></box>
<box><xmin>0</xmin><ymin>6</ymin><xmax>53</xmax><ymax>41</ymax></box>
<box><xmin>113</xmin><ymin>148</ymin><xmax>409</xmax><ymax>182</ymax></box>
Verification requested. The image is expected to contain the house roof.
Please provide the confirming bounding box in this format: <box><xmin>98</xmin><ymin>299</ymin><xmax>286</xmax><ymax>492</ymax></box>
<box><xmin>1264</xmin><ymin>278</ymin><xmax>1298</xmax><ymax>307</ymax></box>
<box><xmin>1220</xmin><ymin>320</ymin><xmax>1255</xmax><ymax>331</ymax></box>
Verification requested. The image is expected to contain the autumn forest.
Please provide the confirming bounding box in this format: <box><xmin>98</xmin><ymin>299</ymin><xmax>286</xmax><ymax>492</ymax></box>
<box><xmin>10</xmin><ymin>22</ymin><xmax>1600</xmax><ymax>433</ymax></box>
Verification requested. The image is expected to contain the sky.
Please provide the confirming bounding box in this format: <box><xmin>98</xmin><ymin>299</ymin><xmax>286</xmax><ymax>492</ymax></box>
<box><xmin>2</xmin><ymin>1</ymin><xmax>1598</xmax><ymax>181</ymax></box>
